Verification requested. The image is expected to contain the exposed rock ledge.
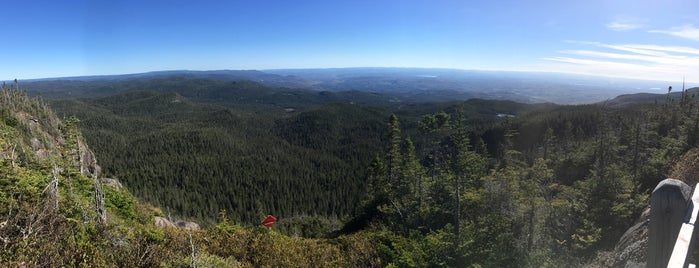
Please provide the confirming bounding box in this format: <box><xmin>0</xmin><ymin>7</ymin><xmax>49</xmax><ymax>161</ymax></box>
<box><xmin>154</xmin><ymin>216</ymin><xmax>200</xmax><ymax>230</ymax></box>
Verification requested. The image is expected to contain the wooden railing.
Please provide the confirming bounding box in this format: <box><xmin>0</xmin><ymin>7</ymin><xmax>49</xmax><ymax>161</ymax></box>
<box><xmin>648</xmin><ymin>179</ymin><xmax>699</xmax><ymax>268</ymax></box>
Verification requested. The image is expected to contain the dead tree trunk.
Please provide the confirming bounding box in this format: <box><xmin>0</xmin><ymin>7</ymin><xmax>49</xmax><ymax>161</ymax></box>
<box><xmin>94</xmin><ymin>177</ymin><xmax>106</xmax><ymax>224</ymax></box>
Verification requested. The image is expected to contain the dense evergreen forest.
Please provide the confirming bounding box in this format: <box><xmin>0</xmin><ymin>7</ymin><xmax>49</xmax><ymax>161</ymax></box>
<box><xmin>0</xmin><ymin>85</ymin><xmax>398</xmax><ymax>266</ymax></box>
<box><xmin>48</xmin><ymin>85</ymin><xmax>529</xmax><ymax>227</ymax></box>
<box><xmin>13</xmin><ymin>75</ymin><xmax>699</xmax><ymax>266</ymax></box>
<box><xmin>337</xmin><ymin>88</ymin><xmax>699</xmax><ymax>266</ymax></box>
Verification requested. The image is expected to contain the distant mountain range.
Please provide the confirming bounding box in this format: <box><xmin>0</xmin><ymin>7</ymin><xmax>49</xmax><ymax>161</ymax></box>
<box><xmin>16</xmin><ymin>68</ymin><xmax>690</xmax><ymax>104</ymax></box>
<box><xmin>602</xmin><ymin>87</ymin><xmax>699</xmax><ymax>107</ymax></box>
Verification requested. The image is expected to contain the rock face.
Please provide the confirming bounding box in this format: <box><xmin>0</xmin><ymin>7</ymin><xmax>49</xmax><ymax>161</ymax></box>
<box><xmin>154</xmin><ymin>216</ymin><xmax>200</xmax><ymax>230</ymax></box>
<box><xmin>77</xmin><ymin>137</ymin><xmax>102</xmax><ymax>178</ymax></box>
<box><xmin>608</xmin><ymin>207</ymin><xmax>650</xmax><ymax>267</ymax></box>
<box><xmin>176</xmin><ymin>221</ymin><xmax>200</xmax><ymax>230</ymax></box>
<box><xmin>102</xmin><ymin>178</ymin><xmax>123</xmax><ymax>190</ymax></box>
<box><xmin>154</xmin><ymin>216</ymin><xmax>176</xmax><ymax>228</ymax></box>
<box><xmin>13</xmin><ymin>110</ymin><xmax>102</xmax><ymax>179</ymax></box>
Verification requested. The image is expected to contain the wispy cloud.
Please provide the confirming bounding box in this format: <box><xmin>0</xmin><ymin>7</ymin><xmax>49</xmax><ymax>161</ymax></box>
<box><xmin>543</xmin><ymin>41</ymin><xmax>699</xmax><ymax>82</ymax></box>
<box><xmin>619</xmin><ymin>44</ymin><xmax>699</xmax><ymax>55</ymax></box>
<box><xmin>649</xmin><ymin>24</ymin><xmax>699</xmax><ymax>42</ymax></box>
<box><xmin>557</xmin><ymin>50</ymin><xmax>693</xmax><ymax>65</ymax></box>
<box><xmin>564</xmin><ymin>41</ymin><xmax>699</xmax><ymax>57</ymax></box>
<box><xmin>606</xmin><ymin>21</ymin><xmax>643</xmax><ymax>32</ymax></box>
<box><xmin>605</xmin><ymin>17</ymin><xmax>644</xmax><ymax>32</ymax></box>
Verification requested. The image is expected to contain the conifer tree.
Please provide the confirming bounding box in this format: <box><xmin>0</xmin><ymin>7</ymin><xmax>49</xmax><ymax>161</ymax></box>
<box><xmin>367</xmin><ymin>154</ymin><xmax>387</xmax><ymax>203</ymax></box>
<box><xmin>385</xmin><ymin>114</ymin><xmax>404</xmax><ymax>219</ymax></box>
<box><xmin>401</xmin><ymin>137</ymin><xmax>424</xmax><ymax>227</ymax></box>
<box><xmin>386</xmin><ymin>114</ymin><xmax>402</xmax><ymax>188</ymax></box>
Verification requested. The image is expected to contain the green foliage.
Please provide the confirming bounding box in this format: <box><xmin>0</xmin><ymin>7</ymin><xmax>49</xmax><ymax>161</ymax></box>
<box><xmin>8</xmin><ymin>78</ymin><xmax>699</xmax><ymax>266</ymax></box>
<box><xmin>0</xmin><ymin>86</ymin><xmax>387</xmax><ymax>267</ymax></box>
<box><xmin>2</xmin><ymin>113</ymin><xmax>18</xmax><ymax>127</ymax></box>
<box><xmin>104</xmin><ymin>185</ymin><xmax>137</xmax><ymax>221</ymax></box>
<box><xmin>40</xmin><ymin>80</ymin><xmax>530</xmax><ymax>230</ymax></box>
<box><xmin>373</xmin><ymin>230</ymin><xmax>429</xmax><ymax>267</ymax></box>
<box><xmin>164</xmin><ymin>251</ymin><xmax>237</xmax><ymax>268</ymax></box>
<box><xmin>349</xmin><ymin>97</ymin><xmax>698</xmax><ymax>266</ymax></box>
<box><xmin>51</xmin><ymin>93</ymin><xmax>390</xmax><ymax>224</ymax></box>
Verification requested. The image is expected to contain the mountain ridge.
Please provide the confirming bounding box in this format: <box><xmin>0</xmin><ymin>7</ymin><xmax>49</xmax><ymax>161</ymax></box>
<box><xmin>17</xmin><ymin>68</ymin><xmax>688</xmax><ymax>104</ymax></box>
<box><xmin>601</xmin><ymin>87</ymin><xmax>699</xmax><ymax>107</ymax></box>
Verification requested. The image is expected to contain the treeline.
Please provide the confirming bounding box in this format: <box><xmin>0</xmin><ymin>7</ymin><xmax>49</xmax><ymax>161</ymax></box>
<box><xmin>356</xmin><ymin>94</ymin><xmax>699</xmax><ymax>266</ymax></box>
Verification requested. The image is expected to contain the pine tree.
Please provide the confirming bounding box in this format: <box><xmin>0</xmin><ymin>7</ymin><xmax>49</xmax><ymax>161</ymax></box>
<box><xmin>386</xmin><ymin>114</ymin><xmax>402</xmax><ymax>188</ymax></box>
<box><xmin>401</xmin><ymin>137</ymin><xmax>424</xmax><ymax>228</ymax></box>
<box><xmin>385</xmin><ymin>114</ymin><xmax>405</xmax><ymax>221</ymax></box>
<box><xmin>366</xmin><ymin>155</ymin><xmax>387</xmax><ymax>203</ymax></box>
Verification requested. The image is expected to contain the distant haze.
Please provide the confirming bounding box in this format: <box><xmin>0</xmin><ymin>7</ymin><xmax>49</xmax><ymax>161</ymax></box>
<box><xmin>19</xmin><ymin>68</ymin><xmax>693</xmax><ymax>104</ymax></box>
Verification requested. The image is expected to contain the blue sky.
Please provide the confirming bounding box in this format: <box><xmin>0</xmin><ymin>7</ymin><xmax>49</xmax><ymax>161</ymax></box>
<box><xmin>2</xmin><ymin>0</ymin><xmax>699</xmax><ymax>82</ymax></box>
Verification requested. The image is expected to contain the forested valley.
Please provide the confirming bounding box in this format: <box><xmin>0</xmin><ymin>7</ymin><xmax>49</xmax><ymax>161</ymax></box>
<box><xmin>4</xmin><ymin>75</ymin><xmax>699</xmax><ymax>266</ymax></box>
<box><xmin>45</xmin><ymin>76</ymin><xmax>538</xmax><ymax>228</ymax></box>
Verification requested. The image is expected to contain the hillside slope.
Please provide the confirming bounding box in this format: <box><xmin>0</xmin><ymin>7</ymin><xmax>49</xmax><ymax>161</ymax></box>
<box><xmin>18</xmin><ymin>75</ymin><xmax>699</xmax><ymax>266</ymax></box>
<box><xmin>48</xmin><ymin>87</ymin><xmax>538</xmax><ymax>227</ymax></box>
<box><xmin>50</xmin><ymin>92</ymin><xmax>389</xmax><ymax>224</ymax></box>
<box><xmin>0</xmin><ymin>84</ymin><xmax>384</xmax><ymax>267</ymax></box>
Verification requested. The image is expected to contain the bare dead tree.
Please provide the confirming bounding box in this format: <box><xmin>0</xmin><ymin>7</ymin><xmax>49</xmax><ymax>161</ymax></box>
<box><xmin>9</xmin><ymin>144</ymin><xmax>15</xmax><ymax>168</ymax></box>
<box><xmin>189</xmin><ymin>231</ymin><xmax>197</xmax><ymax>268</ymax></box>
<box><xmin>43</xmin><ymin>164</ymin><xmax>60</xmax><ymax>211</ymax></box>
<box><xmin>94</xmin><ymin>177</ymin><xmax>106</xmax><ymax>224</ymax></box>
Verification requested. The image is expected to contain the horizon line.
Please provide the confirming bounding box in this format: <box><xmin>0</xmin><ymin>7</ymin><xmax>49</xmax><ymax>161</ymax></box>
<box><xmin>2</xmin><ymin>66</ymin><xmax>692</xmax><ymax>84</ymax></box>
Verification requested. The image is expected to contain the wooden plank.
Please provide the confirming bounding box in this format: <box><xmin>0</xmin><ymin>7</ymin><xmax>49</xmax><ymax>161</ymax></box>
<box><xmin>648</xmin><ymin>179</ymin><xmax>692</xmax><ymax>268</ymax></box>
<box><xmin>667</xmin><ymin>183</ymin><xmax>699</xmax><ymax>268</ymax></box>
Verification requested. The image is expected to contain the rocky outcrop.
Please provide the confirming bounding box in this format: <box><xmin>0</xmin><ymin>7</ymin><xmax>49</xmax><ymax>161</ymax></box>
<box><xmin>176</xmin><ymin>221</ymin><xmax>200</xmax><ymax>230</ymax></box>
<box><xmin>15</xmin><ymin>111</ymin><xmax>59</xmax><ymax>159</ymax></box>
<box><xmin>76</xmin><ymin>137</ymin><xmax>101</xmax><ymax>178</ymax></box>
<box><xmin>13</xmin><ymin>110</ymin><xmax>102</xmax><ymax>179</ymax></box>
<box><xmin>607</xmin><ymin>207</ymin><xmax>650</xmax><ymax>267</ymax></box>
<box><xmin>102</xmin><ymin>178</ymin><xmax>123</xmax><ymax>190</ymax></box>
<box><xmin>154</xmin><ymin>216</ymin><xmax>200</xmax><ymax>230</ymax></box>
<box><xmin>155</xmin><ymin>216</ymin><xmax>176</xmax><ymax>228</ymax></box>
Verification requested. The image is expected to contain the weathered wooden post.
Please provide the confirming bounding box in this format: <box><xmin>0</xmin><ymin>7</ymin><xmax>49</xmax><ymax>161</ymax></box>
<box><xmin>648</xmin><ymin>179</ymin><xmax>692</xmax><ymax>268</ymax></box>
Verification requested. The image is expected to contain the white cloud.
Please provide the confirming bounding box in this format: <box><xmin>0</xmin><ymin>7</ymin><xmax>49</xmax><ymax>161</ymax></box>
<box><xmin>606</xmin><ymin>21</ymin><xmax>642</xmax><ymax>32</ymax></box>
<box><xmin>649</xmin><ymin>24</ymin><xmax>699</xmax><ymax>42</ymax></box>
<box><xmin>606</xmin><ymin>17</ymin><xmax>644</xmax><ymax>32</ymax></box>
<box><xmin>542</xmin><ymin>42</ymin><xmax>699</xmax><ymax>83</ymax></box>
<box><xmin>559</xmin><ymin>50</ymin><xmax>696</xmax><ymax>65</ymax></box>
<box><xmin>594</xmin><ymin>43</ymin><xmax>671</xmax><ymax>57</ymax></box>
<box><xmin>621</xmin><ymin>44</ymin><xmax>699</xmax><ymax>56</ymax></box>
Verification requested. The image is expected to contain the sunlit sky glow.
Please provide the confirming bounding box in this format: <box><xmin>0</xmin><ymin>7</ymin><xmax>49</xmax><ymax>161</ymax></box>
<box><xmin>2</xmin><ymin>0</ymin><xmax>698</xmax><ymax>82</ymax></box>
